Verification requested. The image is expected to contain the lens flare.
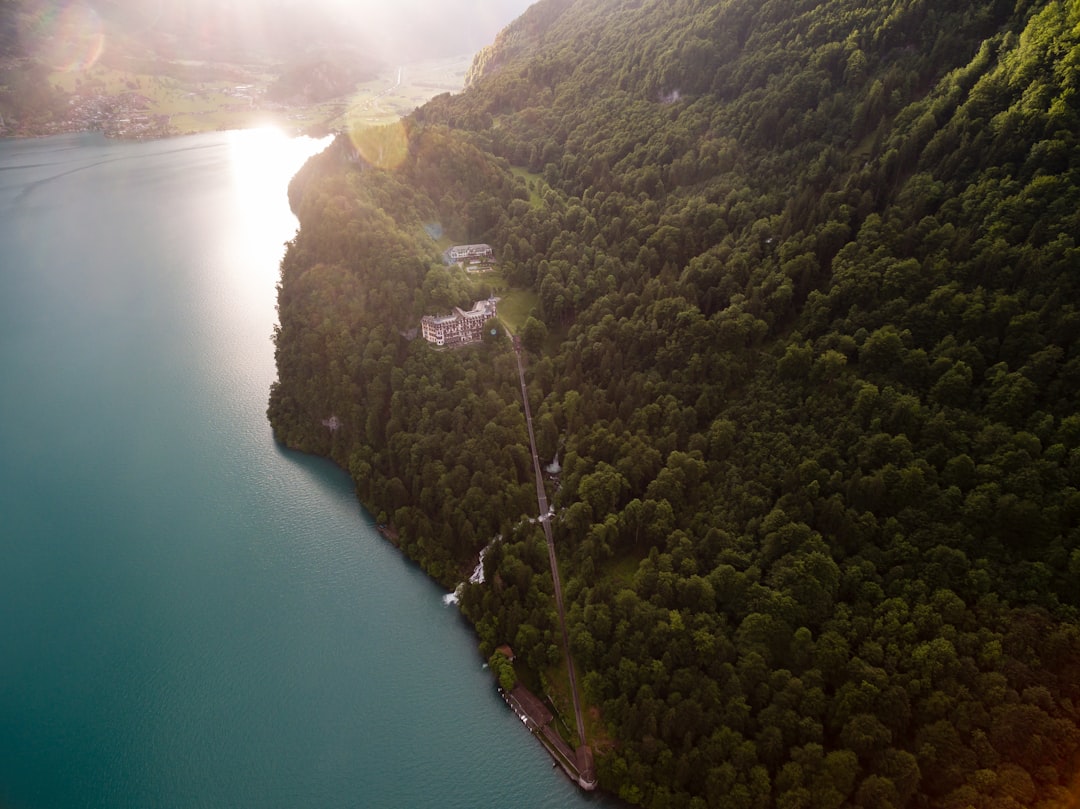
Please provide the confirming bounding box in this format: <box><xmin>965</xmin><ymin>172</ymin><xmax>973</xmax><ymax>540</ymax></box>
<box><xmin>346</xmin><ymin>114</ymin><xmax>409</xmax><ymax>171</ymax></box>
<box><xmin>30</xmin><ymin>1</ymin><xmax>105</xmax><ymax>72</ymax></box>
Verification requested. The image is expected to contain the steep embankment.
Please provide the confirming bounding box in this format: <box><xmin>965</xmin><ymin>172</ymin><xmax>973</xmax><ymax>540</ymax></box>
<box><xmin>271</xmin><ymin>0</ymin><xmax>1080</xmax><ymax>805</ymax></box>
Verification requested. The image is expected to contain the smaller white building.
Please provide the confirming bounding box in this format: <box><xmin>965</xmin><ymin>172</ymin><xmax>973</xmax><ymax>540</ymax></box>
<box><xmin>444</xmin><ymin>244</ymin><xmax>494</xmax><ymax>264</ymax></box>
<box><xmin>421</xmin><ymin>298</ymin><xmax>499</xmax><ymax>346</ymax></box>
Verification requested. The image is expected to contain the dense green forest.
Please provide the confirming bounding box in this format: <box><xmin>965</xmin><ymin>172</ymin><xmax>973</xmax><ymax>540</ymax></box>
<box><xmin>269</xmin><ymin>0</ymin><xmax>1080</xmax><ymax>806</ymax></box>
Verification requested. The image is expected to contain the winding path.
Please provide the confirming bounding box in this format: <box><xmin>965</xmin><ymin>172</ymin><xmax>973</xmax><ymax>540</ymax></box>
<box><xmin>512</xmin><ymin>337</ymin><xmax>595</xmax><ymax>788</ymax></box>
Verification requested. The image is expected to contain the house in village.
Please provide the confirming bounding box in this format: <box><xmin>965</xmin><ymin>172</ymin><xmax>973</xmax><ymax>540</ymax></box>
<box><xmin>444</xmin><ymin>243</ymin><xmax>494</xmax><ymax>266</ymax></box>
<box><xmin>421</xmin><ymin>298</ymin><xmax>499</xmax><ymax>347</ymax></box>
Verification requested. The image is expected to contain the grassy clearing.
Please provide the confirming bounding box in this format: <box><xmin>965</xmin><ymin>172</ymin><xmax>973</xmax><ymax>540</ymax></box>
<box><xmin>462</xmin><ymin>267</ymin><xmax>509</xmax><ymax>297</ymax></box>
<box><xmin>510</xmin><ymin>166</ymin><xmax>545</xmax><ymax>208</ymax></box>
<box><xmin>321</xmin><ymin>56</ymin><xmax>469</xmax><ymax>129</ymax></box>
<box><xmin>169</xmin><ymin>108</ymin><xmax>287</xmax><ymax>134</ymax></box>
<box><xmin>604</xmin><ymin>551</ymin><xmax>647</xmax><ymax>584</ymax></box>
<box><xmin>497</xmin><ymin>289</ymin><xmax>540</xmax><ymax>334</ymax></box>
<box><xmin>542</xmin><ymin>663</ymin><xmax>583</xmax><ymax>747</ymax></box>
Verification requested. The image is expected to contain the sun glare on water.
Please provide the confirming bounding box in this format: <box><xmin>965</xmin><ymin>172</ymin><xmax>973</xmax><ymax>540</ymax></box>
<box><xmin>228</xmin><ymin>126</ymin><xmax>330</xmax><ymax>212</ymax></box>
<box><xmin>220</xmin><ymin>127</ymin><xmax>332</xmax><ymax>325</ymax></box>
<box><xmin>226</xmin><ymin>126</ymin><xmax>332</xmax><ymax>260</ymax></box>
<box><xmin>225</xmin><ymin>124</ymin><xmax>330</xmax><ymax>223</ymax></box>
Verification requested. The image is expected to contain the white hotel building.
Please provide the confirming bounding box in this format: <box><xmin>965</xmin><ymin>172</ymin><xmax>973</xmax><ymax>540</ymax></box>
<box><xmin>421</xmin><ymin>298</ymin><xmax>499</xmax><ymax>347</ymax></box>
<box><xmin>443</xmin><ymin>244</ymin><xmax>494</xmax><ymax>264</ymax></box>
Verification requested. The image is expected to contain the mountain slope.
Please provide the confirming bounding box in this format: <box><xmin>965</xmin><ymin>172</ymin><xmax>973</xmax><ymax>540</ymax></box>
<box><xmin>270</xmin><ymin>0</ymin><xmax>1080</xmax><ymax>805</ymax></box>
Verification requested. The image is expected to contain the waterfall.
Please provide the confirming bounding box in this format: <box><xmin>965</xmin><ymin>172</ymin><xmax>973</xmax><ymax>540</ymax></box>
<box><xmin>443</xmin><ymin>536</ymin><xmax>499</xmax><ymax>605</ymax></box>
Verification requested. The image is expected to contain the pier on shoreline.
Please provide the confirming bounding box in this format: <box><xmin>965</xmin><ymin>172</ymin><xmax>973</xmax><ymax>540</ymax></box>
<box><xmin>499</xmin><ymin>684</ymin><xmax>596</xmax><ymax>791</ymax></box>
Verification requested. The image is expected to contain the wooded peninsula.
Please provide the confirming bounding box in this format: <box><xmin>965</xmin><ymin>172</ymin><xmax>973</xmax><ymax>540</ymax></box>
<box><xmin>269</xmin><ymin>0</ymin><xmax>1080</xmax><ymax>806</ymax></box>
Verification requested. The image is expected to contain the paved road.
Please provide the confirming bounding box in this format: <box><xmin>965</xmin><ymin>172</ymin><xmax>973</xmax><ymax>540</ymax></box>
<box><xmin>513</xmin><ymin>338</ymin><xmax>588</xmax><ymax>754</ymax></box>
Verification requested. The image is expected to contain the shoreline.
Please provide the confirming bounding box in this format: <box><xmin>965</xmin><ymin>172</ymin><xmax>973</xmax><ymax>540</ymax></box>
<box><xmin>499</xmin><ymin>684</ymin><xmax>597</xmax><ymax>791</ymax></box>
<box><xmin>0</xmin><ymin>118</ymin><xmax>330</xmax><ymax>142</ymax></box>
<box><xmin>271</xmin><ymin>438</ymin><xmax>606</xmax><ymax>797</ymax></box>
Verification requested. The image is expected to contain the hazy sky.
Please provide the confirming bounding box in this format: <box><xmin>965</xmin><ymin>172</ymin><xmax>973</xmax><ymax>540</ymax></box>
<box><xmin>4</xmin><ymin>0</ymin><xmax>541</xmax><ymax>68</ymax></box>
<box><xmin>100</xmin><ymin>0</ymin><xmax>540</xmax><ymax>61</ymax></box>
<box><xmin>332</xmin><ymin>0</ymin><xmax>538</xmax><ymax>59</ymax></box>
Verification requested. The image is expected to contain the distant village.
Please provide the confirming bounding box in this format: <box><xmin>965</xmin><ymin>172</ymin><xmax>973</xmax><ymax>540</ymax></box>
<box><xmin>3</xmin><ymin>91</ymin><xmax>174</xmax><ymax>140</ymax></box>
<box><xmin>63</xmin><ymin>91</ymin><xmax>171</xmax><ymax>139</ymax></box>
<box><xmin>2</xmin><ymin>79</ymin><xmax>281</xmax><ymax>140</ymax></box>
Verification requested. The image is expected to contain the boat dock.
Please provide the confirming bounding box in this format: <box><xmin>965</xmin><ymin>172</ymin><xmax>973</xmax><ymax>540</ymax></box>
<box><xmin>499</xmin><ymin>684</ymin><xmax>597</xmax><ymax>790</ymax></box>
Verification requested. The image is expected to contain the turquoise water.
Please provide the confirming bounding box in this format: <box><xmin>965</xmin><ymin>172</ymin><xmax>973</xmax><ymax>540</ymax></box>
<box><xmin>0</xmin><ymin>132</ymin><xmax>605</xmax><ymax>809</ymax></box>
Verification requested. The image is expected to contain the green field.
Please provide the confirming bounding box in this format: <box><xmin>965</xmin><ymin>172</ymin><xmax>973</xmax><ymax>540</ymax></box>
<box><xmin>510</xmin><ymin>166</ymin><xmax>545</xmax><ymax>208</ymax></box>
<box><xmin>322</xmin><ymin>56</ymin><xmax>470</xmax><ymax>129</ymax></box>
<box><xmin>496</xmin><ymin>289</ymin><xmax>539</xmax><ymax>334</ymax></box>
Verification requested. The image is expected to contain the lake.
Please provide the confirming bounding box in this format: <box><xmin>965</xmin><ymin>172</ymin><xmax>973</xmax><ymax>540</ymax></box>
<box><xmin>0</xmin><ymin>131</ymin><xmax>608</xmax><ymax>809</ymax></box>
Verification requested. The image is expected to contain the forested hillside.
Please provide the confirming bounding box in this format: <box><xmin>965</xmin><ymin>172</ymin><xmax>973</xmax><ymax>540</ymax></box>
<box><xmin>269</xmin><ymin>0</ymin><xmax>1080</xmax><ymax>806</ymax></box>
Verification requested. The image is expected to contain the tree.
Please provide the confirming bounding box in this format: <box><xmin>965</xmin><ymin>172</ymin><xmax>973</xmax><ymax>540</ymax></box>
<box><xmin>520</xmin><ymin>315</ymin><xmax>548</xmax><ymax>353</ymax></box>
<box><xmin>489</xmin><ymin>650</ymin><xmax>517</xmax><ymax>691</ymax></box>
